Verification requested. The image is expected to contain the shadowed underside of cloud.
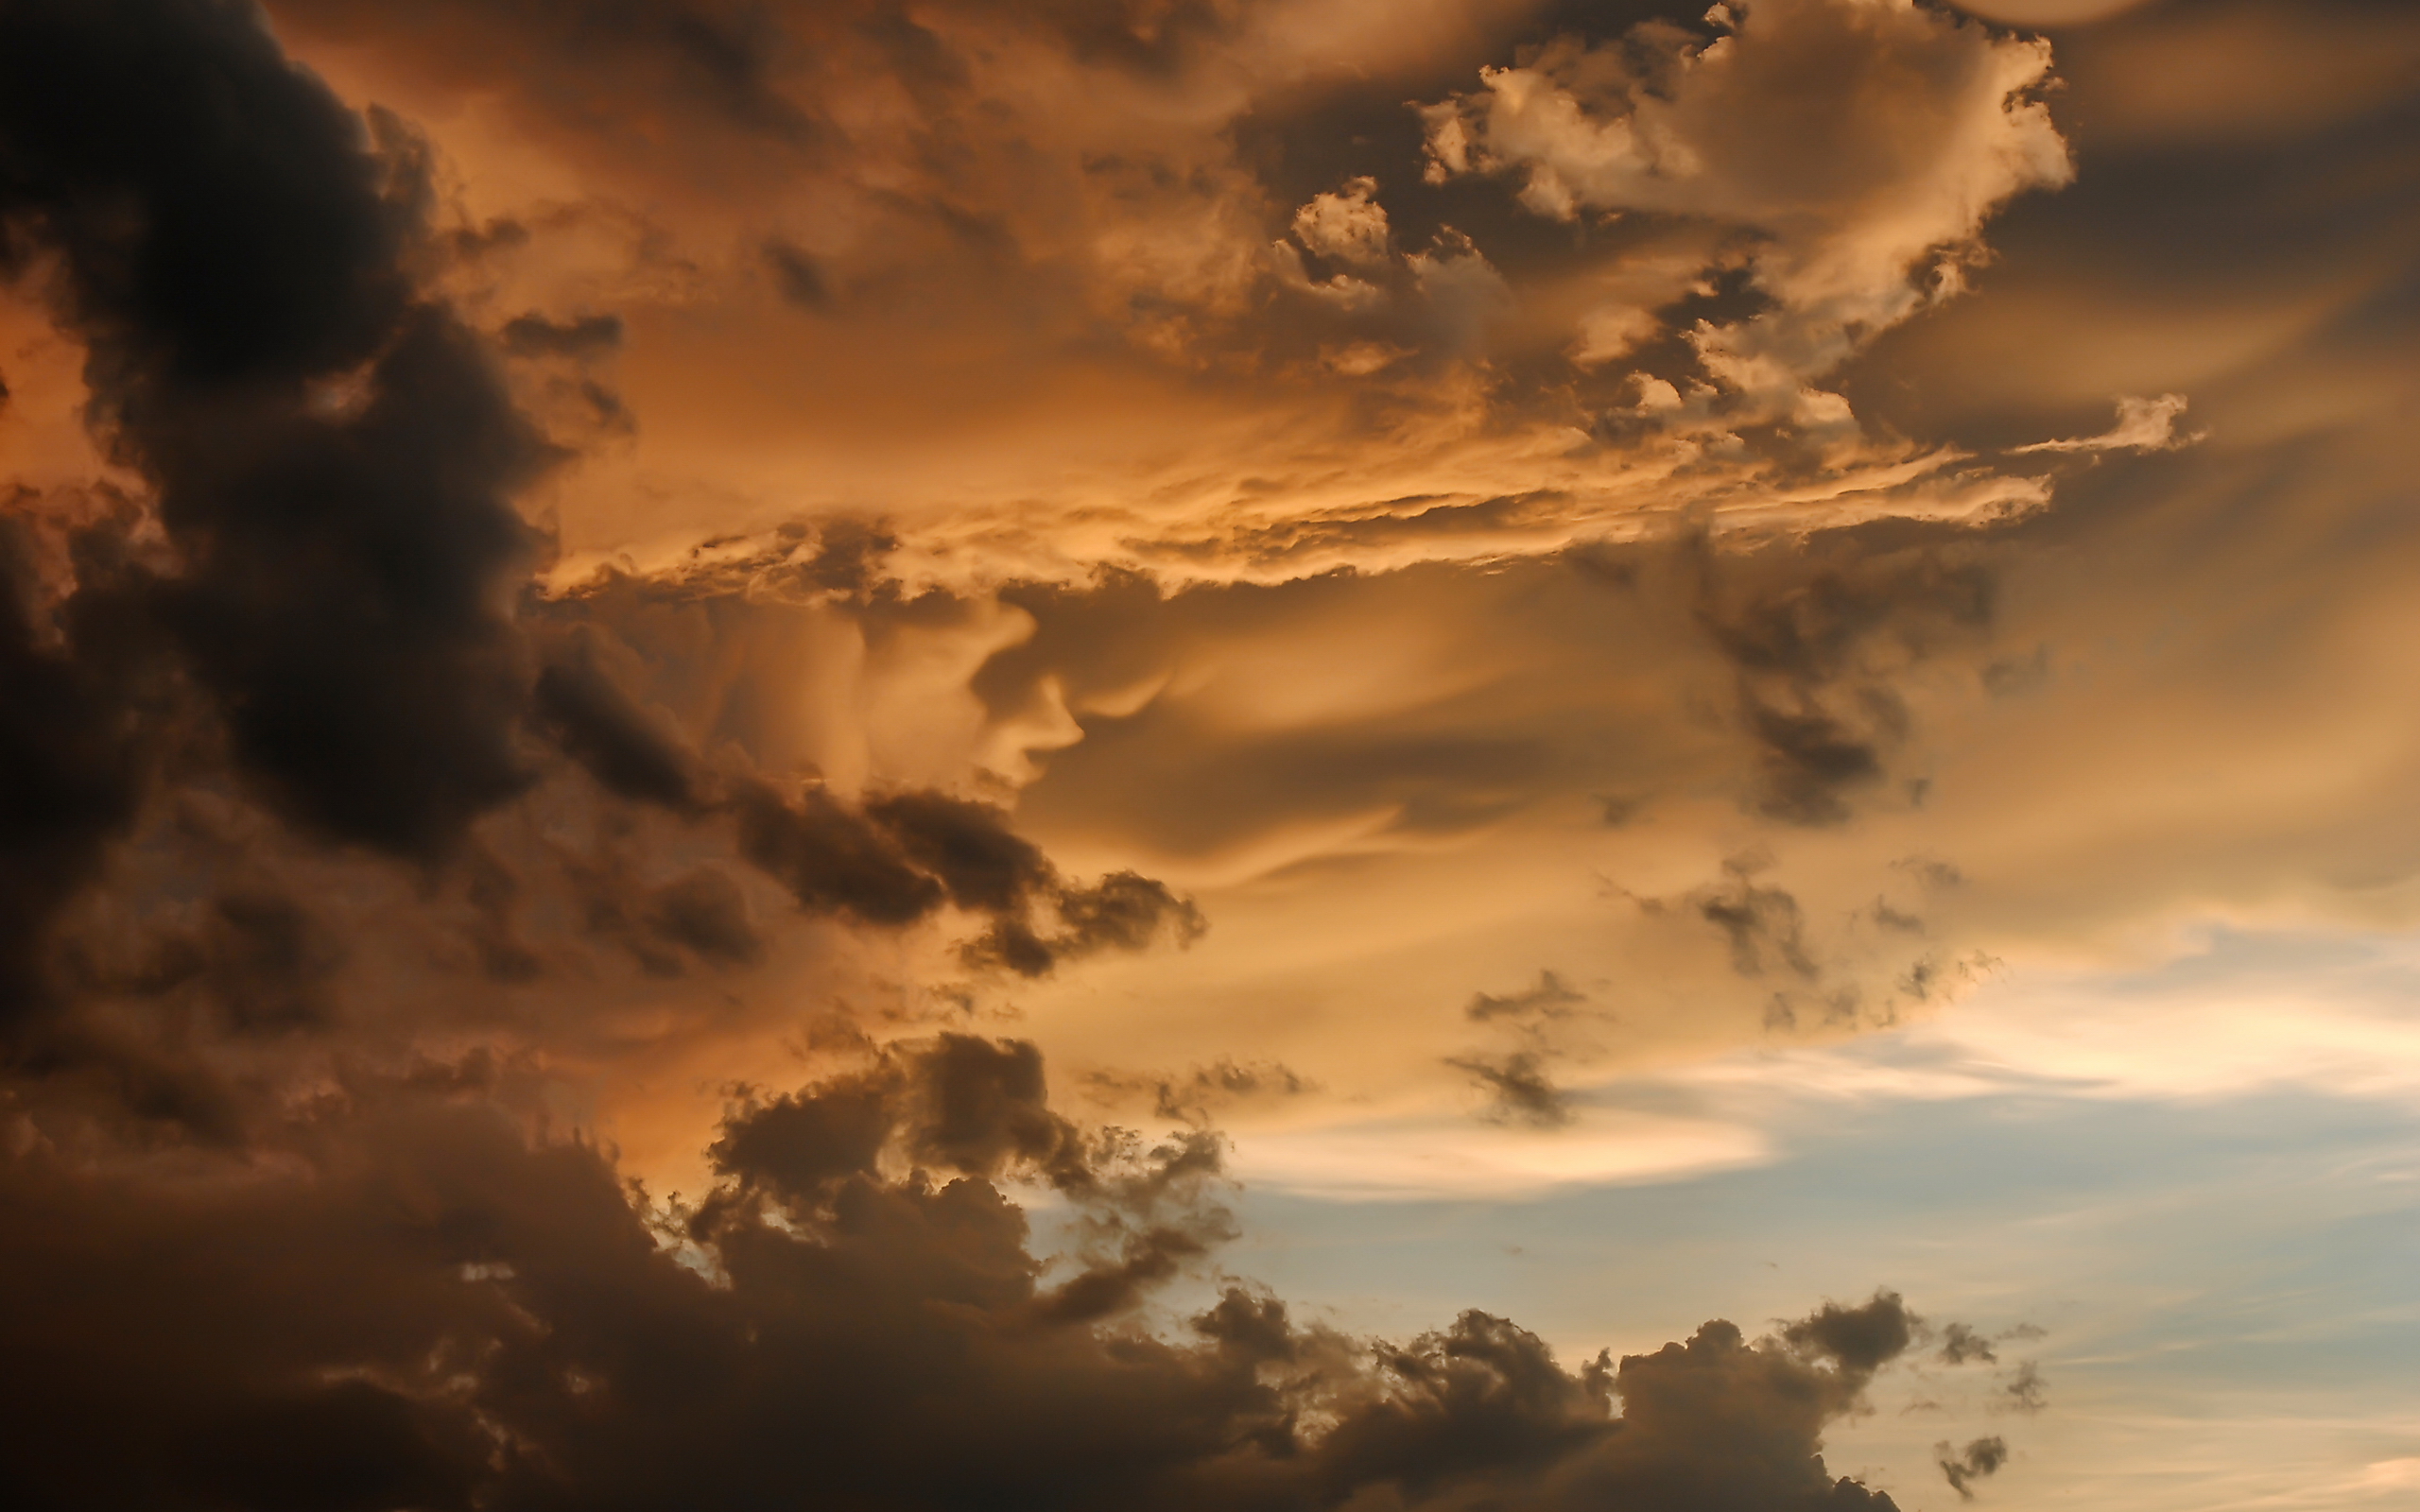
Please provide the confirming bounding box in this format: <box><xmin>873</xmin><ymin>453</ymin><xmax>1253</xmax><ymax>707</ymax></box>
<box><xmin>0</xmin><ymin>1028</ymin><xmax>1928</xmax><ymax>1512</ymax></box>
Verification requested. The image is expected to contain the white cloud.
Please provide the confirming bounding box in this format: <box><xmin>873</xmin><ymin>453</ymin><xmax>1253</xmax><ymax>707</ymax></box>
<box><xmin>1674</xmin><ymin>928</ymin><xmax>2420</xmax><ymax>1108</ymax></box>
<box><xmin>1290</xmin><ymin>176</ymin><xmax>1392</xmax><ymax>266</ymax></box>
<box><xmin>1228</xmin><ymin>1106</ymin><xmax>1771</xmax><ymax>1200</ymax></box>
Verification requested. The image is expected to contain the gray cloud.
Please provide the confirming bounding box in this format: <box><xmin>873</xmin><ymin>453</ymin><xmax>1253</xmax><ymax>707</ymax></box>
<box><xmin>1467</xmin><ymin>969</ymin><xmax>1588</xmax><ymax>1024</ymax></box>
<box><xmin>1939</xmin><ymin>1321</ymin><xmax>1997</xmax><ymax>1366</ymax></box>
<box><xmin>1999</xmin><ymin>1361</ymin><xmax>2049</xmax><ymax>1415</ymax></box>
<box><xmin>1938</xmin><ymin>1435</ymin><xmax>2011</xmax><ymax>1499</ymax></box>
<box><xmin>1448</xmin><ymin>1048</ymin><xmax>1576</xmax><ymax>1128</ymax></box>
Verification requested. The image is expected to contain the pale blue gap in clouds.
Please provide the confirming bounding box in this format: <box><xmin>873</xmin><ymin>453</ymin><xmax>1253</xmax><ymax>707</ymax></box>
<box><xmin>1217</xmin><ymin>927</ymin><xmax>2420</xmax><ymax>1512</ymax></box>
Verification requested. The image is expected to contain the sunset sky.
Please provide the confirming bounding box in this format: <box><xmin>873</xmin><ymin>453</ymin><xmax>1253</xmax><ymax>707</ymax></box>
<box><xmin>2</xmin><ymin>1</ymin><xmax>2415</xmax><ymax>1508</ymax></box>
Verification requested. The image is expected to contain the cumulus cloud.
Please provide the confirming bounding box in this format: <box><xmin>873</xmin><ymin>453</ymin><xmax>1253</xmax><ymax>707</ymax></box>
<box><xmin>1291</xmin><ymin>177</ymin><xmax>1393</xmax><ymax>266</ymax></box>
<box><xmin>0</xmin><ymin>1024</ymin><xmax>1945</xmax><ymax>1511</ymax></box>
<box><xmin>1938</xmin><ymin>1435</ymin><xmax>2012</xmax><ymax>1499</ymax></box>
<box><xmin>1420</xmin><ymin>0</ymin><xmax>2072</xmax><ymax>419</ymax></box>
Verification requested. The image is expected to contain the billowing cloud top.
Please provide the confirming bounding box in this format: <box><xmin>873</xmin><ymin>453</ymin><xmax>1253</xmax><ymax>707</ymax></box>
<box><xmin>241</xmin><ymin>0</ymin><xmax>2099</xmax><ymax>587</ymax></box>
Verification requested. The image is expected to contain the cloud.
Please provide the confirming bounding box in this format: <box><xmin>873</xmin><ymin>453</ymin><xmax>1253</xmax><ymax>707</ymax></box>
<box><xmin>498</xmin><ymin>312</ymin><xmax>625</xmax><ymax>360</ymax></box>
<box><xmin>2012</xmin><ymin>393</ymin><xmax>2201</xmax><ymax>454</ymax></box>
<box><xmin>533</xmin><ymin>645</ymin><xmax>707</xmax><ymax>813</ymax></box>
<box><xmin>1938</xmin><ymin>1435</ymin><xmax>2011</xmax><ymax>1499</ymax></box>
<box><xmin>0</xmin><ymin>0</ymin><xmax>546</xmax><ymax>1022</ymax></box>
<box><xmin>1689</xmin><ymin>527</ymin><xmax>1997</xmax><ymax>826</ymax></box>
<box><xmin>1291</xmin><ymin>176</ymin><xmax>1393</xmax><ymax>267</ymax></box>
<box><xmin>0</xmin><ymin>0</ymin><xmax>1211</xmax><ymax>1156</ymax></box>
<box><xmin>733</xmin><ymin>779</ymin><xmax>1206</xmax><ymax>971</ymax></box>
<box><xmin>1449</xmin><ymin>1048</ymin><xmax>1576</xmax><ymax>1128</ymax></box>
<box><xmin>1467</xmin><ymin>969</ymin><xmax>1588</xmax><ymax>1023</ymax></box>
<box><xmin>1940</xmin><ymin>1321</ymin><xmax>1998</xmax><ymax>1365</ymax></box>
<box><xmin>217</xmin><ymin>0</ymin><xmax>2087</xmax><ymax>590</ymax></box>
<box><xmin>0</xmin><ymin>0</ymin><xmax>558</xmax><ymax>852</ymax></box>
<box><xmin>0</xmin><ymin>1028</ymin><xmax>1937</xmax><ymax>1511</ymax></box>
<box><xmin>1782</xmin><ymin>1288</ymin><xmax>1920</xmax><ymax>1376</ymax></box>
<box><xmin>1090</xmin><ymin>1057</ymin><xmax>1318</xmax><ymax>1125</ymax></box>
<box><xmin>1999</xmin><ymin>1361</ymin><xmax>2049</xmax><ymax>1414</ymax></box>
<box><xmin>6</xmin><ymin>3</ymin><xmax>2411</xmax><ymax>1503</ymax></box>
<box><xmin>0</xmin><ymin>507</ymin><xmax>152</xmax><ymax>1018</ymax></box>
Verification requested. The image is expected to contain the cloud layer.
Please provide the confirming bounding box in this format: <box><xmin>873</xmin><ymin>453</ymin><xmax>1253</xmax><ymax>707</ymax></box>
<box><xmin>7</xmin><ymin>0</ymin><xmax>2414</xmax><ymax>1504</ymax></box>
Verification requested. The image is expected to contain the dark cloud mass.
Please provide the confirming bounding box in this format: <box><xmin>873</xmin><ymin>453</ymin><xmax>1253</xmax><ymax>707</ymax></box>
<box><xmin>0</xmin><ymin>1030</ymin><xmax>1925</xmax><ymax>1512</ymax></box>
<box><xmin>0</xmin><ymin>0</ymin><xmax>1192</xmax><ymax>1018</ymax></box>
<box><xmin>0</xmin><ymin>0</ymin><xmax>547</xmax><ymax>854</ymax></box>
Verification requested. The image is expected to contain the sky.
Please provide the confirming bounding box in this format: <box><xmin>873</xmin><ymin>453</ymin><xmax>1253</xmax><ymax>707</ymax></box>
<box><xmin>0</xmin><ymin>0</ymin><xmax>2414</xmax><ymax>1507</ymax></box>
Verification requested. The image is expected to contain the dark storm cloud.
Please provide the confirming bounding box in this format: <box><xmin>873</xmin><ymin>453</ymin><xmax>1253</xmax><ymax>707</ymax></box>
<box><xmin>532</xmin><ymin>647</ymin><xmax>706</xmax><ymax>813</ymax></box>
<box><xmin>963</xmin><ymin>869</ymin><xmax>1208</xmax><ymax>978</ymax></box>
<box><xmin>0</xmin><ymin>0</ymin><xmax>553</xmax><ymax>853</ymax></box>
<box><xmin>134</xmin><ymin>888</ymin><xmax>351</xmax><ymax>1036</ymax></box>
<box><xmin>638</xmin><ymin>866</ymin><xmax>764</xmax><ymax>966</ymax></box>
<box><xmin>870</xmin><ymin>790</ymin><xmax>1058</xmax><ymax>914</ymax></box>
<box><xmin>0</xmin><ymin>1030</ymin><xmax>1936</xmax><ymax>1512</ymax></box>
<box><xmin>731</xmin><ymin>781</ymin><xmax>954</xmax><ymax>924</ymax></box>
<box><xmin>0</xmin><ymin>0</ymin><xmax>1200</xmax><ymax>1064</ymax></box>
<box><xmin>0</xmin><ymin>507</ymin><xmax>154</xmax><ymax>1019</ymax></box>
<box><xmin>569</xmin><ymin>858</ymin><xmax>766</xmax><ymax>977</ymax></box>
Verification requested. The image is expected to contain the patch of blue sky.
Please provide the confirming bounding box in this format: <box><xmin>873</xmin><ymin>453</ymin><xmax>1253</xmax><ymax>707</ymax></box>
<box><xmin>1219</xmin><ymin>925</ymin><xmax>2420</xmax><ymax>1509</ymax></box>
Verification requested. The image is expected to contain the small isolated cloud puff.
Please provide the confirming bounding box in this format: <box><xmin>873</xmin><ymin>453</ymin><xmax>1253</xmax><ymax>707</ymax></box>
<box><xmin>1291</xmin><ymin>177</ymin><xmax>1392</xmax><ymax>266</ymax></box>
<box><xmin>2013</xmin><ymin>393</ymin><xmax>2203</xmax><ymax>454</ymax></box>
<box><xmin>1938</xmin><ymin>1435</ymin><xmax>2011</xmax><ymax>1499</ymax></box>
